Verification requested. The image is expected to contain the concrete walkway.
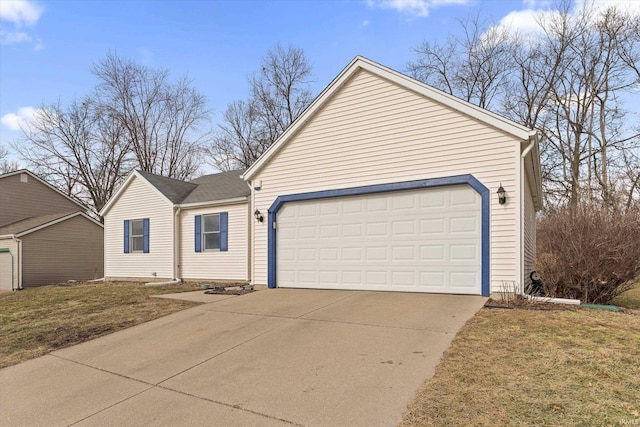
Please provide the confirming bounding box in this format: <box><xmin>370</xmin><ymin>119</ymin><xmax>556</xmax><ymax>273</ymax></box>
<box><xmin>1</xmin><ymin>289</ymin><xmax>486</xmax><ymax>426</ymax></box>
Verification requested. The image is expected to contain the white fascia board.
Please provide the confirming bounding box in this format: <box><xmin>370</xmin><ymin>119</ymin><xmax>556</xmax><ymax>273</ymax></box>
<box><xmin>178</xmin><ymin>197</ymin><xmax>249</xmax><ymax>210</ymax></box>
<box><xmin>243</xmin><ymin>55</ymin><xmax>535</xmax><ymax>181</ymax></box>
<box><xmin>15</xmin><ymin>212</ymin><xmax>103</xmax><ymax>237</ymax></box>
<box><xmin>522</xmin><ymin>133</ymin><xmax>543</xmax><ymax>211</ymax></box>
<box><xmin>0</xmin><ymin>234</ymin><xmax>17</xmax><ymax>239</ymax></box>
<box><xmin>0</xmin><ymin>169</ymin><xmax>88</xmax><ymax>212</ymax></box>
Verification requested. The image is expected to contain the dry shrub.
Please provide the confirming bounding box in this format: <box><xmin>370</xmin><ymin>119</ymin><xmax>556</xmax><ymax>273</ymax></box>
<box><xmin>536</xmin><ymin>206</ymin><xmax>640</xmax><ymax>304</ymax></box>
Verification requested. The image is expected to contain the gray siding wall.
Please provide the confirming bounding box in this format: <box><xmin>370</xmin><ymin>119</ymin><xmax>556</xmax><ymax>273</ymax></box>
<box><xmin>0</xmin><ymin>173</ymin><xmax>82</xmax><ymax>226</ymax></box>
<box><xmin>21</xmin><ymin>215</ymin><xmax>104</xmax><ymax>286</ymax></box>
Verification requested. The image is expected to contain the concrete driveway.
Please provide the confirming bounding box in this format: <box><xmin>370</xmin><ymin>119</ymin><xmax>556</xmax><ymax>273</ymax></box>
<box><xmin>1</xmin><ymin>289</ymin><xmax>486</xmax><ymax>426</ymax></box>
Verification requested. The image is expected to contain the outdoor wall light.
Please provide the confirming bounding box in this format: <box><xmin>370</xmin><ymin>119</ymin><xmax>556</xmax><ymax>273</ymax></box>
<box><xmin>254</xmin><ymin>209</ymin><xmax>264</xmax><ymax>222</ymax></box>
<box><xmin>497</xmin><ymin>184</ymin><xmax>507</xmax><ymax>205</ymax></box>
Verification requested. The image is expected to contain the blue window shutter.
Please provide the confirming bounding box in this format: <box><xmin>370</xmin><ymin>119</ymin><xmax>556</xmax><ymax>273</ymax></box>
<box><xmin>124</xmin><ymin>220</ymin><xmax>130</xmax><ymax>253</ymax></box>
<box><xmin>142</xmin><ymin>218</ymin><xmax>150</xmax><ymax>253</ymax></box>
<box><xmin>220</xmin><ymin>212</ymin><xmax>228</xmax><ymax>252</ymax></box>
<box><xmin>194</xmin><ymin>215</ymin><xmax>202</xmax><ymax>252</ymax></box>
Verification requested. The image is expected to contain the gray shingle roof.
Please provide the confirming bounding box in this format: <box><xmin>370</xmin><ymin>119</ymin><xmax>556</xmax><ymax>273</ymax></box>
<box><xmin>136</xmin><ymin>171</ymin><xmax>198</xmax><ymax>204</ymax></box>
<box><xmin>0</xmin><ymin>211</ymin><xmax>79</xmax><ymax>235</ymax></box>
<box><xmin>136</xmin><ymin>169</ymin><xmax>249</xmax><ymax>205</ymax></box>
<box><xmin>183</xmin><ymin>170</ymin><xmax>249</xmax><ymax>204</ymax></box>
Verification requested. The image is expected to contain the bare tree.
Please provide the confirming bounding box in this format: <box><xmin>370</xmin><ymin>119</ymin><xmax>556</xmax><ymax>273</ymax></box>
<box><xmin>407</xmin><ymin>11</ymin><xmax>513</xmax><ymax>111</ymax></box>
<box><xmin>15</xmin><ymin>98</ymin><xmax>132</xmax><ymax>212</ymax></box>
<box><xmin>0</xmin><ymin>145</ymin><xmax>19</xmax><ymax>173</ymax></box>
<box><xmin>93</xmin><ymin>53</ymin><xmax>209</xmax><ymax>179</ymax></box>
<box><xmin>208</xmin><ymin>44</ymin><xmax>313</xmax><ymax>171</ymax></box>
<box><xmin>408</xmin><ymin>1</ymin><xmax>640</xmax><ymax>211</ymax></box>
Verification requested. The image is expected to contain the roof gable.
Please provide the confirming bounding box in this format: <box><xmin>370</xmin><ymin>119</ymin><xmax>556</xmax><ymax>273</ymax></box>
<box><xmin>242</xmin><ymin>56</ymin><xmax>538</xmax><ymax>181</ymax></box>
<box><xmin>0</xmin><ymin>169</ymin><xmax>88</xmax><ymax>212</ymax></box>
<box><xmin>100</xmin><ymin>169</ymin><xmax>249</xmax><ymax>216</ymax></box>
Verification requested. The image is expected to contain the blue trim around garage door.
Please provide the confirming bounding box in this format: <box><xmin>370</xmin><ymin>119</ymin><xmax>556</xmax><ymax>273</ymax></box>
<box><xmin>267</xmin><ymin>174</ymin><xmax>491</xmax><ymax>296</ymax></box>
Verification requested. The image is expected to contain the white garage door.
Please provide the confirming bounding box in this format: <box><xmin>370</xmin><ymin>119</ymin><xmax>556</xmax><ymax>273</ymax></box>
<box><xmin>276</xmin><ymin>184</ymin><xmax>482</xmax><ymax>294</ymax></box>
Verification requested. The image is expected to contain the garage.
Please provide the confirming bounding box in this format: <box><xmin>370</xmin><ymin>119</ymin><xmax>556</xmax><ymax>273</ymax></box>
<box><xmin>272</xmin><ymin>180</ymin><xmax>487</xmax><ymax>295</ymax></box>
<box><xmin>244</xmin><ymin>56</ymin><xmax>542</xmax><ymax>297</ymax></box>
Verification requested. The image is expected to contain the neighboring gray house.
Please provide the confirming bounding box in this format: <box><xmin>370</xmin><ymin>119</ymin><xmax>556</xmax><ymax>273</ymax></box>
<box><xmin>0</xmin><ymin>170</ymin><xmax>104</xmax><ymax>290</ymax></box>
<box><xmin>100</xmin><ymin>170</ymin><xmax>250</xmax><ymax>282</ymax></box>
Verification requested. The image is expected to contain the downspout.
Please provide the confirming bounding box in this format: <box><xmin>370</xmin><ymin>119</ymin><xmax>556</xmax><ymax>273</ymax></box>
<box><xmin>246</xmin><ymin>181</ymin><xmax>255</xmax><ymax>286</ymax></box>
<box><xmin>173</xmin><ymin>206</ymin><xmax>182</xmax><ymax>282</ymax></box>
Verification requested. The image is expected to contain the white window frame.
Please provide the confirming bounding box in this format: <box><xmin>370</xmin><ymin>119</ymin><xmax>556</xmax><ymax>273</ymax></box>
<box><xmin>202</xmin><ymin>213</ymin><xmax>221</xmax><ymax>251</ymax></box>
<box><xmin>130</xmin><ymin>219</ymin><xmax>144</xmax><ymax>253</ymax></box>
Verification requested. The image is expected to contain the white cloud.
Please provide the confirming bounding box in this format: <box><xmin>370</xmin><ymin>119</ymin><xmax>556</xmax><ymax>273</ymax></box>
<box><xmin>367</xmin><ymin>0</ymin><xmax>470</xmax><ymax>18</ymax></box>
<box><xmin>0</xmin><ymin>0</ymin><xmax>43</xmax><ymax>27</ymax></box>
<box><xmin>1</xmin><ymin>107</ymin><xmax>38</xmax><ymax>131</ymax></box>
<box><xmin>0</xmin><ymin>29</ymin><xmax>31</xmax><ymax>44</ymax></box>
<box><xmin>492</xmin><ymin>0</ymin><xmax>640</xmax><ymax>40</ymax></box>
<box><xmin>575</xmin><ymin>0</ymin><xmax>640</xmax><ymax>16</ymax></box>
<box><xmin>0</xmin><ymin>1</ymin><xmax>44</xmax><ymax>49</ymax></box>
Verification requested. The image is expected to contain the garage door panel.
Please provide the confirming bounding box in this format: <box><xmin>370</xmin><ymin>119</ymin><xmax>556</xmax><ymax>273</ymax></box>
<box><xmin>276</xmin><ymin>185</ymin><xmax>482</xmax><ymax>294</ymax></box>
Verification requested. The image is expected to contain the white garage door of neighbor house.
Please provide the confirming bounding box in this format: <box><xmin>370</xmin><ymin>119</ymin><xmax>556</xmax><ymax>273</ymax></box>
<box><xmin>276</xmin><ymin>184</ymin><xmax>482</xmax><ymax>294</ymax></box>
<box><xmin>0</xmin><ymin>252</ymin><xmax>13</xmax><ymax>291</ymax></box>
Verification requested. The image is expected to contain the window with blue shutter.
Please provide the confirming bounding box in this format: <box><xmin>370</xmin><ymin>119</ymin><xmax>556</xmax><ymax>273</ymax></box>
<box><xmin>125</xmin><ymin>218</ymin><xmax>149</xmax><ymax>253</ymax></box>
<box><xmin>124</xmin><ymin>220</ymin><xmax>130</xmax><ymax>253</ymax></box>
<box><xmin>195</xmin><ymin>215</ymin><xmax>202</xmax><ymax>252</ymax></box>
<box><xmin>197</xmin><ymin>212</ymin><xmax>228</xmax><ymax>252</ymax></box>
<box><xmin>142</xmin><ymin>218</ymin><xmax>150</xmax><ymax>253</ymax></box>
<box><xmin>220</xmin><ymin>212</ymin><xmax>228</xmax><ymax>252</ymax></box>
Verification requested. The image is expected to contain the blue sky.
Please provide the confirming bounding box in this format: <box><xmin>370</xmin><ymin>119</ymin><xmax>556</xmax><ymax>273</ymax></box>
<box><xmin>0</xmin><ymin>0</ymin><xmax>636</xmax><ymax>154</ymax></box>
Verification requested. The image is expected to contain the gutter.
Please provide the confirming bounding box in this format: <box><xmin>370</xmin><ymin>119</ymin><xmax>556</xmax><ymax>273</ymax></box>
<box><xmin>178</xmin><ymin>197</ymin><xmax>248</xmax><ymax>209</ymax></box>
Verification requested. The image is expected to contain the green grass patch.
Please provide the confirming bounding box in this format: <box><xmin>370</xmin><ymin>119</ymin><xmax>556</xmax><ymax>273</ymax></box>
<box><xmin>0</xmin><ymin>282</ymin><xmax>201</xmax><ymax>368</ymax></box>
<box><xmin>612</xmin><ymin>279</ymin><xmax>640</xmax><ymax>309</ymax></box>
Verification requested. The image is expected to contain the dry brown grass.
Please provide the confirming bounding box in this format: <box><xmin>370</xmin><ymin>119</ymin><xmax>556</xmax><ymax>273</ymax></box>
<box><xmin>0</xmin><ymin>282</ymin><xmax>202</xmax><ymax>368</ymax></box>
<box><xmin>400</xmin><ymin>306</ymin><xmax>640</xmax><ymax>426</ymax></box>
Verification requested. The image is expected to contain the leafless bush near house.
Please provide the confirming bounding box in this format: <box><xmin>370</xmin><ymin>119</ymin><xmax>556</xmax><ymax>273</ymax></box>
<box><xmin>536</xmin><ymin>206</ymin><xmax>640</xmax><ymax>304</ymax></box>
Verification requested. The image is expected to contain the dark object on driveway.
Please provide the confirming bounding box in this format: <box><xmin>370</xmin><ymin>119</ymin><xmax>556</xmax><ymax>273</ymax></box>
<box><xmin>528</xmin><ymin>271</ymin><xmax>545</xmax><ymax>296</ymax></box>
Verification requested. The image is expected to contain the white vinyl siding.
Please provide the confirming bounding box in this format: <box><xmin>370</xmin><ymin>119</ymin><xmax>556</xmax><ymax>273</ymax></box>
<box><xmin>523</xmin><ymin>169</ymin><xmax>537</xmax><ymax>290</ymax></box>
<box><xmin>252</xmin><ymin>69</ymin><xmax>519</xmax><ymax>290</ymax></box>
<box><xmin>104</xmin><ymin>176</ymin><xmax>174</xmax><ymax>279</ymax></box>
<box><xmin>180</xmin><ymin>203</ymin><xmax>249</xmax><ymax>281</ymax></box>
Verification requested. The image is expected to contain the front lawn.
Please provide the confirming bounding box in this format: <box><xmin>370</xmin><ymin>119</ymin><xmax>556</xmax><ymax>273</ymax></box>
<box><xmin>401</xmin><ymin>282</ymin><xmax>640</xmax><ymax>426</ymax></box>
<box><xmin>0</xmin><ymin>282</ymin><xmax>201</xmax><ymax>369</ymax></box>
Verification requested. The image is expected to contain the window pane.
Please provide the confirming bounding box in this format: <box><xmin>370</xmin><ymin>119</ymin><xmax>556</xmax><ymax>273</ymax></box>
<box><xmin>204</xmin><ymin>233</ymin><xmax>220</xmax><ymax>250</ymax></box>
<box><xmin>131</xmin><ymin>219</ymin><xmax>143</xmax><ymax>235</ymax></box>
<box><xmin>131</xmin><ymin>236</ymin><xmax>143</xmax><ymax>252</ymax></box>
<box><xmin>204</xmin><ymin>214</ymin><xmax>220</xmax><ymax>232</ymax></box>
